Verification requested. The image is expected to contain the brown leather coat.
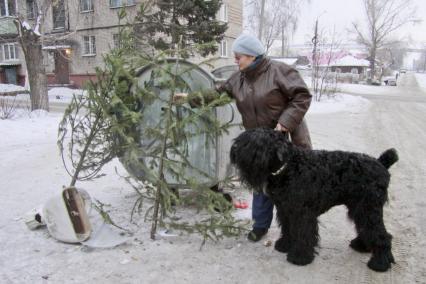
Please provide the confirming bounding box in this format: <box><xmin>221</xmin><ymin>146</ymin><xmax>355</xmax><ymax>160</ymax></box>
<box><xmin>218</xmin><ymin>58</ymin><xmax>312</xmax><ymax>149</ymax></box>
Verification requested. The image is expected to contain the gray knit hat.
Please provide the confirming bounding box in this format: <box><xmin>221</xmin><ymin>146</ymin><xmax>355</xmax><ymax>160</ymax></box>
<box><xmin>232</xmin><ymin>34</ymin><xmax>265</xmax><ymax>57</ymax></box>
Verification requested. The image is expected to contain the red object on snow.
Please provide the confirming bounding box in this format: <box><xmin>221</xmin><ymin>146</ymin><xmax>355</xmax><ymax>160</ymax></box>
<box><xmin>234</xmin><ymin>200</ymin><xmax>249</xmax><ymax>209</ymax></box>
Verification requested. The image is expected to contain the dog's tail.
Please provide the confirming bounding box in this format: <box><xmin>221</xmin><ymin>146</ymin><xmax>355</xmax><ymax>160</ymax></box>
<box><xmin>378</xmin><ymin>148</ymin><xmax>399</xmax><ymax>169</ymax></box>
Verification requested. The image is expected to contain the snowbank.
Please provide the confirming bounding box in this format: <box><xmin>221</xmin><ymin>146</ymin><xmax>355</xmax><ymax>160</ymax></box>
<box><xmin>415</xmin><ymin>73</ymin><xmax>426</xmax><ymax>92</ymax></box>
<box><xmin>0</xmin><ymin>84</ymin><xmax>86</xmax><ymax>103</ymax></box>
<box><xmin>309</xmin><ymin>93</ymin><xmax>371</xmax><ymax>114</ymax></box>
<box><xmin>0</xmin><ymin>83</ymin><xmax>27</xmax><ymax>93</ymax></box>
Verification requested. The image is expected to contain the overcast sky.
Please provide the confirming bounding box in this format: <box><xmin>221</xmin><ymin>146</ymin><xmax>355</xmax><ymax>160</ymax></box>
<box><xmin>292</xmin><ymin>0</ymin><xmax>426</xmax><ymax>46</ymax></box>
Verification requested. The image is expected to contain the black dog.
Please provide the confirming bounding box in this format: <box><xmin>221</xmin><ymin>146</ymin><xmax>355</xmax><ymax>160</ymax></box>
<box><xmin>230</xmin><ymin>128</ymin><xmax>398</xmax><ymax>272</ymax></box>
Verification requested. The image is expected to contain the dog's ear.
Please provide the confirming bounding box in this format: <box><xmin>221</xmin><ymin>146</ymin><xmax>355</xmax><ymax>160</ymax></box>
<box><xmin>277</xmin><ymin>147</ymin><xmax>284</xmax><ymax>162</ymax></box>
<box><xmin>276</xmin><ymin>140</ymin><xmax>290</xmax><ymax>162</ymax></box>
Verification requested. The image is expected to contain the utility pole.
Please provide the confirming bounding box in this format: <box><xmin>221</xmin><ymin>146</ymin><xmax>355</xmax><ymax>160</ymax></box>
<box><xmin>311</xmin><ymin>19</ymin><xmax>319</xmax><ymax>94</ymax></box>
<box><xmin>258</xmin><ymin>0</ymin><xmax>266</xmax><ymax>40</ymax></box>
<box><xmin>281</xmin><ymin>24</ymin><xmax>285</xmax><ymax>57</ymax></box>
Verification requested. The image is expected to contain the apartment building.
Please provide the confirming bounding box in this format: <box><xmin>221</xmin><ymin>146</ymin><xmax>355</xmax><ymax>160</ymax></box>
<box><xmin>0</xmin><ymin>0</ymin><xmax>242</xmax><ymax>88</ymax></box>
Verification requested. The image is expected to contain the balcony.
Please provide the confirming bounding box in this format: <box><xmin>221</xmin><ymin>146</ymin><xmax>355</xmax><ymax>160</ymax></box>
<box><xmin>0</xmin><ymin>17</ymin><xmax>18</xmax><ymax>37</ymax></box>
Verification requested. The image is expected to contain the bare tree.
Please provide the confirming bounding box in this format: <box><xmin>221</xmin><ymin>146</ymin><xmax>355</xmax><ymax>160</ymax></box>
<box><xmin>257</xmin><ymin>0</ymin><xmax>266</xmax><ymax>40</ymax></box>
<box><xmin>244</xmin><ymin>0</ymin><xmax>308</xmax><ymax>54</ymax></box>
<box><xmin>4</xmin><ymin>0</ymin><xmax>86</xmax><ymax>111</ymax></box>
<box><xmin>277</xmin><ymin>0</ymin><xmax>304</xmax><ymax>56</ymax></box>
<box><xmin>352</xmin><ymin>0</ymin><xmax>417</xmax><ymax>83</ymax></box>
<box><xmin>375</xmin><ymin>41</ymin><xmax>405</xmax><ymax>76</ymax></box>
<box><xmin>311</xmin><ymin>23</ymin><xmax>341</xmax><ymax>102</ymax></box>
<box><xmin>14</xmin><ymin>11</ymin><xmax>49</xmax><ymax>111</ymax></box>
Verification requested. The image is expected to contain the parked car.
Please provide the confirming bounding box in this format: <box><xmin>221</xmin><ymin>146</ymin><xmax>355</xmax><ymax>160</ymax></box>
<box><xmin>383</xmin><ymin>76</ymin><xmax>397</xmax><ymax>86</ymax></box>
<box><xmin>399</xmin><ymin>69</ymin><xmax>407</xmax><ymax>74</ymax></box>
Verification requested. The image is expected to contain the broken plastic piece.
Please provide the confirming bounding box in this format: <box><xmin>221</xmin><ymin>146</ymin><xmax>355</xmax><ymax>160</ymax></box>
<box><xmin>81</xmin><ymin>223</ymin><xmax>129</xmax><ymax>248</ymax></box>
<box><xmin>42</xmin><ymin>187</ymin><xmax>92</xmax><ymax>243</ymax></box>
<box><xmin>24</xmin><ymin>206</ymin><xmax>45</xmax><ymax>230</ymax></box>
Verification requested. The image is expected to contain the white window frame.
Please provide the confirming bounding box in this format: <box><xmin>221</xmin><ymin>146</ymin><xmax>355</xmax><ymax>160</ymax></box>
<box><xmin>112</xmin><ymin>34</ymin><xmax>121</xmax><ymax>49</ymax></box>
<box><xmin>26</xmin><ymin>0</ymin><xmax>37</xmax><ymax>19</ymax></box>
<box><xmin>1</xmin><ymin>0</ymin><xmax>17</xmax><ymax>17</ymax></box>
<box><xmin>2</xmin><ymin>43</ymin><xmax>18</xmax><ymax>61</ymax></box>
<box><xmin>82</xmin><ymin>36</ymin><xmax>96</xmax><ymax>56</ymax></box>
<box><xmin>219</xmin><ymin>40</ymin><xmax>228</xmax><ymax>58</ymax></box>
<box><xmin>52</xmin><ymin>0</ymin><xmax>66</xmax><ymax>30</ymax></box>
<box><xmin>109</xmin><ymin>0</ymin><xmax>135</xmax><ymax>8</ymax></box>
<box><xmin>217</xmin><ymin>3</ymin><xmax>228</xmax><ymax>22</ymax></box>
<box><xmin>80</xmin><ymin>0</ymin><xmax>93</xmax><ymax>12</ymax></box>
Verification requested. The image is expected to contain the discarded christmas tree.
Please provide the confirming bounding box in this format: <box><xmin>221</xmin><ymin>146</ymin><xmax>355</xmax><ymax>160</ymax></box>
<box><xmin>58</xmin><ymin>6</ymin><xmax>248</xmax><ymax>243</ymax></box>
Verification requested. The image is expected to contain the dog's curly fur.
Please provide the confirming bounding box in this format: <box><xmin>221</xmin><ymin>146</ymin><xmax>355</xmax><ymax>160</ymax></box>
<box><xmin>230</xmin><ymin>128</ymin><xmax>398</xmax><ymax>272</ymax></box>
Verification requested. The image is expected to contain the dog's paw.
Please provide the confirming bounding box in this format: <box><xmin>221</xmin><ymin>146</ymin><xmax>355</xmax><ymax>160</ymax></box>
<box><xmin>350</xmin><ymin>237</ymin><xmax>372</xmax><ymax>253</ymax></box>
<box><xmin>367</xmin><ymin>250</ymin><xmax>395</xmax><ymax>272</ymax></box>
<box><xmin>274</xmin><ymin>237</ymin><xmax>291</xmax><ymax>253</ymax></box>
<box><xmin>287</xmin><ymin>250</ymin><xmax>315</xmax><ymax>266</ymax></box>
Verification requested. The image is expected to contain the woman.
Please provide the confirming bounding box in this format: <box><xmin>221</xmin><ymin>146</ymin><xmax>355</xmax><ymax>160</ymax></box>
<box><xmin>176</xmin><ymin>34</ymin><xmax>312</xmax><ymax>242</ymax></box>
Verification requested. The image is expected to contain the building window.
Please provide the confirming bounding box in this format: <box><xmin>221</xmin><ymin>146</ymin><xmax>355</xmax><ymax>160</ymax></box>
<box><xmin>26</xmin><ymin>0</ymin><xmax>37</xmax><ymax>19</ymax></box>
<box><xmin>110</xmin><ymin>0</ymin><xmax>135</xmax><ymax>8</ymax></box>
<box><xmin>2</xmin><ymin>43</ymin><xmax>18</xmax><ymax>60</ymax></box>
<box><xmin>0</xmin><ymin>0</ymin><xmax>16</xmax><ymax>16</ymax></box>
<box><xmin>80</xmin><ymin>0</ymin><xmax>93</xmax><ymax>12</ymax></box>
<box><xmin>219</xmin><ymin>40</ymin><xmax>228</xmax><ymax>58</ymax></box>
<box><xmin>217</xmin><ymin>3</ymin><xmax>228</xmax><ymax>22</ymax></box>
<box><xmin>83</xmin><ymin>36</ymin><xmax>96</xmax><ymax>55</ymax></box>
<box><xmin>113</xmin><ymin>34</ymin><xmax>121</xmax><ymax>49</ymax></box>
<box><xmin>52</xmin><ymin>0</ymin><xmax>65</xmax><ymax>29</ymax></box>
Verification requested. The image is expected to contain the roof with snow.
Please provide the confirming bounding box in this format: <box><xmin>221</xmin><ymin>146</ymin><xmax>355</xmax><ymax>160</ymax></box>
<box><xmin>42</xmin><ymin>45</ymin><xmax>72</xmax><ymax>50</ymax></box>
<box><xmin>330</xmin><ymin>55</ymin><xmax>370</xmax><ymax>67</ymax></box>
<box><xmin>303</xmin><ymin>50</ymin><xmax>369</xmax><ymax>67</ymax></box>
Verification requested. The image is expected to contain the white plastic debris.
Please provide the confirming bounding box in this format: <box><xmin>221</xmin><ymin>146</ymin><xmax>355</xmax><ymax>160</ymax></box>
<box><xmin>25</xmin><ymin>187</ymin><xmax>129</xmax><ymax>248</ymax></box>
<box><xmin>24</xmin><ymin>206</ymin><xmax>45</xmax><ymax>230</ymax></box>
<box><xmin>120</xmin><ymin>259</ymin><xmax>131</xmax><ymax>265</ymax></box>
<box><xmin>156</xmin><ymin>229</ymin><xmax>178</xmax><ymax>238</ymax></box>
<box><xmin>42</xmin><ymin>187</ymin><xmax>92</xmax><ymax>243</ymax></box>
<box><xmin>24</xmin><ymin>187</ymin><xmax>92</xmax><ymax>243</ymax></box>
<box><xmin>81</xmin><ymin>223</ymin><xmax>129</xmax><ymax>248</ymax></box>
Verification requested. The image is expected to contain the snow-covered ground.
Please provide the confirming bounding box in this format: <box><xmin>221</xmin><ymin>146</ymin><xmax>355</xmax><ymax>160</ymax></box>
<box><xmin>337</xmin><ymin>82</ymin><xmax>391</xmax><ymax>95</ymax></box>
<box><xmin>2</xmin><ymin>79</ymin><xmax>424</xmax><ymax>282</ymax></box>
<box><xmin>309</xmin><ymin>93</ymin><xmax>370</xmax><ymax>114</ymax></box>
<box><xmin>0</xmin><ymin>84</ymin><xmax>85</xmax><ymax>103</ymax></box>
<box><xmin>0</xmin><ymin>90</ymin><xmax>371</xmax><ymax>282</ymax></box>
<box><xmin>414</xmin><ymin>72</ymin><xmax>426</xmax><ymax>92</ymax></box>
<box><xmin>0</xmin><ymin>83</ymin><xmax>27</xmax><ymax>93</ymax></box>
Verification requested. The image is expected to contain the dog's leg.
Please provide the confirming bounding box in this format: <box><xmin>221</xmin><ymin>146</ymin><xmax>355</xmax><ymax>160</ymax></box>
<box><xmin>348</xmin><ymin>203</ymin><xmax>372</xmax><ymax>253</ymax></box>
<box><xmin>368</xmin><ymin>231</ymin><xmax>394</xmax><ymax>272</ymax></box>
<box><xmin>353</xmin><ymin>200</ymin><xmax>395</xmax><ymax>272</ymax></box>
<box><xmin>366</xmin><ymin>207</ymin><xmax>395</xmax><ymax>272</ymax></box>
<box><xmin>286</xmin><ymin>211</ymin><xmax>318</xmax><ymax>266</ymax></box>
<box><xmin>274</xmin><ymin>205</ymin><xmax>291</xmax><ymax>253</ymax></box>
<box><xmin>350</xmin><ymin>236</ymin><xmax>372</xmax><ymax>253</ymax></box>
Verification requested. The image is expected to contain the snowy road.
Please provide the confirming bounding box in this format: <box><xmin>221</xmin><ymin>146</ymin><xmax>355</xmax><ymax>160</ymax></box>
<box><xmin>338</xmin><ymin>72</ymin><xmax>426</xmax><ymax>103</ymax></box>
<box><xmin>307</xmin><ymin>72</ymin><xmax>426</xmax><ymax>283</ymax></box>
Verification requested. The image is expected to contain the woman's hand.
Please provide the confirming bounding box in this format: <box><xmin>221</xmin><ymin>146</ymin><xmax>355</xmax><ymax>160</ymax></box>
<box><xmin>274</xmin><ymin>123</ymin><xmax>288</xmax><ymax>132</ymax></box>
<box><xmin>173</xmin><ymin>92</ymin><xmax>188</xmax><ymax>104</ymax></box>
